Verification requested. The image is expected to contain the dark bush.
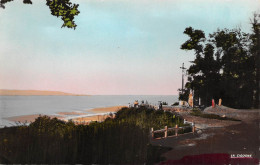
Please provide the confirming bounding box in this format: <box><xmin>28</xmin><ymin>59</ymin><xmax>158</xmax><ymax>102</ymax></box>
<box><xmin>0</xmin><ymin>107</ymin><xmax>182</xmax><ymax>164</ymax></box>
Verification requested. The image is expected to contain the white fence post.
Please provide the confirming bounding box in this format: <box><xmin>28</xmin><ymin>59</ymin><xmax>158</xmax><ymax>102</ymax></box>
<box><xmin>175</xmin><ymin>124</ymin><xmax>178</xmax><ymax>136</ymax></box>
<box><xmin>192</xmin><ymin>121</ymin><xmax>195</xmax><ymax>134</ymax></box>
<box><xmin>164</xmin><ymin>126</ymin><xmax>168</xmax><ymax>138</ymax></box>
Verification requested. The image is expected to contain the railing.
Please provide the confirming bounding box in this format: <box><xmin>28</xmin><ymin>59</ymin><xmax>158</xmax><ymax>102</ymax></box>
<box><xmin>150</xmin><ymin>119</ymin><xmax>195</xmax><ymax>139</ymax></box>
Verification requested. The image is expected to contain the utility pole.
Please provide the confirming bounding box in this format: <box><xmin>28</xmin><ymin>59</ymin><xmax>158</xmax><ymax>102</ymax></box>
<box><xmin>180</xmin><ymin>63</ymin><xmax>186</xmax><ymax>94</ymax></box>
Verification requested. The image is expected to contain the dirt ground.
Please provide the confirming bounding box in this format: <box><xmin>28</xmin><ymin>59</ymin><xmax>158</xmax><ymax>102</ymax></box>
<box><xmin>151</xmin><ymin>107</ymin><xmax>260</xmax><ymax>162</ymax></box>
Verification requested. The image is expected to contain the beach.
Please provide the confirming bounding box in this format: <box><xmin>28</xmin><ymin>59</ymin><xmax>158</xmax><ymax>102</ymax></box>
<box><xmin>88</xmin><ymin>105</ymin><xmax>126</xmax><ymax>113</ymax></box>
<box><xmin>70</xmin><ymin>105</ymin><xmax>126</xmax><ymax>124</ymax></box>
<box><xmin>5</xmin><ymin>114</ymin><xmax>62</xmax><ymax>124</ymax></box>
<box><xmin>5</xmin><ymin>105</ymin><xmax>126</xmax><ymax>125</ymax></box>
<box><xmin>71</xmin><ymin>114</ymin><xmax>112</xmax><ymax>124</ymax></box>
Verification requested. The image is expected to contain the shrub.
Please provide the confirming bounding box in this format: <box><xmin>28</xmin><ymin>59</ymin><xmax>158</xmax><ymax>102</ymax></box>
<box><xmin>0</xmin><ymin>107</ymin><xmax>180</xmax><ymax>164</ymax></box>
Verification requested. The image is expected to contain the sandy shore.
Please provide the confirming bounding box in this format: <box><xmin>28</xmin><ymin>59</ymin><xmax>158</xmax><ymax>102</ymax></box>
<box><xmin>4</xmin><ymin>105</ymin><xmax>127</xmax><ymax>125</ymax></box>
<box><xmin>5</xmin><ymin>114</ymin><xmax>63</xmax><ymax>124</ymax></box>
<box><xmin>70</xmin><ymin>106</ymin><xmax>127</xmax><ymax>124</ymax></box>
<box><xmin>57</xmin><ymin>111</ymin><xmax>86</xmax><ymax>116</ymax></box>
<box><xmin>71</xmin><ymin>114</ymin><xmax>113</xmax><ymax>124</ymax></box>
<box><xmin>88</xmin><ymin>105</ymin><xmax>126</xmax><ymax>113</ymax></box>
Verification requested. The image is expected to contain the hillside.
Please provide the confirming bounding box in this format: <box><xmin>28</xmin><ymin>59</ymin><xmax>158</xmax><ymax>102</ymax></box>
<box><xmin>0</xmin><ymin>89</ymin><xmax>81</xmax><ymax>96</ymax></box>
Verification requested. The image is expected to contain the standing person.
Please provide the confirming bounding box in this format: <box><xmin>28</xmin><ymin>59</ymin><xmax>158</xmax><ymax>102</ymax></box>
<box><xmin>219</xmin><ymin>98</ymin><xmax>222</xmax><ymax>106</ymax></box>
<box><xmin>212</xmin><ymin>99</ymin><xmax>215</xmax><ymax>108</ymax></box>
<box><xmin>188</xmin><ymin>93</ymin><xmax>193</xmax><ymax>107</ymax></box>
<box><xmin>134</xmin><ymin>100</ymin><xmax>139</xmax><ymax>108</ymax></box>
<box><xmin>141</xmin><ymin>100</ymin><xmax>144</xmax><ymax>106</ymax></box>
<box><xmin>159</xmin><ymin>102</ymin><xmax>163</xmax><ymax>110</ymax></box>
<box><xmin>134</xmin><ymin>101</ymin><xmax>137</xmax><ymax>108</ymax></box>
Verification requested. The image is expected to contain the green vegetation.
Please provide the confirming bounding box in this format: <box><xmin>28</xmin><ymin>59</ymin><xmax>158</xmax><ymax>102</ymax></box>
<box><xmin>190</xmin><ymin>109</ymin><xmax>240</xmax><ymax>121</ymax></box>
<box><xmin>0</xmin><ymin>106</ymin><xmax>184</xmax><ymax>164</ymax></box>
<box><xmin>179</xmin><ymin>13</ymin><xmax>260</xmax><ymax>109</ymax></box>
<box><xmin>0</xmin><ymin>0</ymin><xmax>80</xmax><ymax>29</ymax></box>
<box><xmin>115</xmin><ymin>106</ymin><xmax>186</xmax><ymax>130</ymax></box>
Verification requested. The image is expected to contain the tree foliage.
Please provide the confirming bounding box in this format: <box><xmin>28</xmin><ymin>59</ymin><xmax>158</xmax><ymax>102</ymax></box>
<box><xmin>250</xmin><ymin>13</ymin><xmax>260</xmax><ymax>108</ymax></box>
<box><xmin>0</xmin><ymin>0</ymin><xmax>80</xmax><ymax>29</ymax></box>
<box><xmin>180</xmin><ymin>14</ymin><xmax>260</xmax><ymax>109</ymax></box>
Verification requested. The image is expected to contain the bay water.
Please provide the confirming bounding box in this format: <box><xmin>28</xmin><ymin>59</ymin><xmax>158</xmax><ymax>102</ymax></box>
<box><xmin>0</xmin><ymin>95</ymin><xmax>178</xmax><ymax>127</ymax></box>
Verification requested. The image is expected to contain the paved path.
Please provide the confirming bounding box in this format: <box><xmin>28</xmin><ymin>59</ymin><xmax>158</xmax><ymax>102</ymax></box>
<box><xmin>151</xmin><ymin>109</ymin><xmax>260</xmax><ymax>162</ymax></box>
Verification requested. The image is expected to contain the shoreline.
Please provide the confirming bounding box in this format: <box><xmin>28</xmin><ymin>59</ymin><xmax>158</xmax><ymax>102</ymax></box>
<box><xmin>68</xmin><ymin>105</ymin><xmax>126</xmax><ymax>124</ymax></box>
<box><xmin>4</xmin><ymin>114</ymin><xmax>63</xmax><ymax>124</ymax></box>
<box><xmin>4</xmin><ymin>105</ymin><xmax>127</xmax><ymax>125</ymax></box>
<box><xmin>88</xmin><ymin>105</ymin><xmax>126</xmax><ymax>113</ymax></box>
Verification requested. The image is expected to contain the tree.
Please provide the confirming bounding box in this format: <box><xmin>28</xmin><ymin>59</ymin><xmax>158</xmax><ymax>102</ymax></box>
<box><xmin>180</xmin><ymin>27</ymin><xmax>222</xmax><ymax>106</ymax></box>
<box><xmin>180</xmin><ymin>18</ymin><xmax>258</xmax><ymax>109</ymax></box>
<box><xmin>210</xmin><ymin>28</ymin><xmax>254</xmax><ymax>108</ymax></box>
<box><xmin>250</xmin><ymin>13</ymin><xmax>260</xmax><ymax>109</ymax></box>
<box><xmin>0</xmin><ymin>0</ymin><xmax>80</xmax><ymax>29</ymax></box>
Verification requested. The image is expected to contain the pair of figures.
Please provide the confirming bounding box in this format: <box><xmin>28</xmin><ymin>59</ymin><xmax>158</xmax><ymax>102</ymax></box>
<box><xmin>212</xmin><ymin>98</ymin><xmax>222</xmax><ymax>107</ymax></box>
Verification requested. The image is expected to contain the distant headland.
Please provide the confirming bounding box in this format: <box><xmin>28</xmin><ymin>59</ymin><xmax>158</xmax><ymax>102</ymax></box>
<box><xmin>0</xmin><ymin>89</ymin><xmax>86</xmax><ymax>96</ymax></box>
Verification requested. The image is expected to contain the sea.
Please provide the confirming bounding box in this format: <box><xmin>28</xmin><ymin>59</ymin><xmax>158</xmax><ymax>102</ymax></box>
<box><xmin>0</xmin><ymin>95</ymin><xmax>178</xmax><ymax>127</ymax></box>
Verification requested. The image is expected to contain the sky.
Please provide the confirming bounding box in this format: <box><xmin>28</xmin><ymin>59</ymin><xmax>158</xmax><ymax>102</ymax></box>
<box><xmin>0</xmin><ymin>0</ymin><xmax>259</xmax><ymax>95</ymax></box>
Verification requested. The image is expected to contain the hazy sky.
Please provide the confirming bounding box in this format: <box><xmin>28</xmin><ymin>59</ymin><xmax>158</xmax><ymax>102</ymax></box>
<box><xmin>0</xmin><ymin>0</ymin><xmax>259</xmax><ymax>95</ymax></box>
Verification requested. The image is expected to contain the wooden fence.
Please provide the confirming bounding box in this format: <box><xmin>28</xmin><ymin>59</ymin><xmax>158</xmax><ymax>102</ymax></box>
<box><xmin>151</xmin><ymin>119</ymin><xmax>195</xmax><ymax>139</ymax></box>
